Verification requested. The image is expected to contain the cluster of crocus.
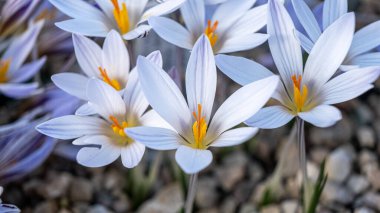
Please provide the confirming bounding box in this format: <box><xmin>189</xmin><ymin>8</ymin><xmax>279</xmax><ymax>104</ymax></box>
<box><xmin>0</xmin><ymin>0</ymin><xmax>379</xmax><ymax>211</ymax></box>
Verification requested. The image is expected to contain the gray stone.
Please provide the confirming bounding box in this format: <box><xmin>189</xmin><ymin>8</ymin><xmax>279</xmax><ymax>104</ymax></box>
<box><xmin>356</xmin><ymin>192</ymin><xmax>380</xmax><ymax>211</ymax></box>
<box><xmin>281</xmin><ymin>200</ymin><xmax>299</xmax><ymax>213</ymax></box>
<box><xmin>358</xmin><ymin>127</ymin><xmax>376</xmax><ymax>148</ymax></box>
<box><xmin>239</xmin><ymin>204</ymin><xmax>257</xmax><ymax>213</ymax></box>
<box><xmin>216</xmin><ymin>151</ymin><xmax>248</xmax><ymax>191</ymax></box>
<box><xmin>70</xmin><ymin>178</ymin><xmax>93</xmax><ymax>202</ymax></box>
<box><xmin>310</xmin><ymin>147</ymin><xmax>329</xmax><ymax>165</ymax></box>
<box><xmin>326</xmin><ymin>148</ymin><xmax>352</xmax><ymax>183</ymax></box>
<box><xmin>322</xmin><ymin>182</ymin><xmax>353</xmax><ymax>204</ymax></box>
<box><xmin>87</xmin><ymin>205</ymin><xmax>112</xmax><ymax>213</ymax></box>
<box><xmin>354</xmin><ymin>207</ymin><xmax>375</xmax><ymax>213</ymax></box>
<box><xmin>219</xmin><ymin>197</ymin><xmax>236</xmax><ymax>213</ymax></box>
<box><xmin>195</xmin><ymin>177</ymin><xmax>219</xmax><ymax>209</ymax></box>
<box><xmin>37</xmin><ymin>172</ymin><xmax>72</xmax><ymax>199</ymax></box>
<box><xmin>359</xmin><ymin>150</ymin><xmax>377</xmax><ymax>167</ymax></box>
<box><xmin>261</xmin><ymin>205</ymin><xmax>280</xmax><ymax>213</ymax></box>
<box><xmin>347</xmin><ymin>175</ymin><xmax>370</xmax><ymax>195</ymax></box>
<box><xmin>33</xmin><ymin>201</ymin><xmax>57</xmax><ymax>213</ymax></box>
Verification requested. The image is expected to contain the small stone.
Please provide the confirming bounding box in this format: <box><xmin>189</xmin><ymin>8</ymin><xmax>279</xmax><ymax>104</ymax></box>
<box><xmin>296</xmin><ymin>162</ymin><xmax>320</xmax><ymax>184</ymax></box>
<box><xmin>216</xmin><ymin>151</ymin><xmax>248</xmax><ymax>191</ymax></box>
<box><xmin>359</xmin><ymin>150</ymin><xmax>377</xmax><ymax>167</ymax></box>
<box><xmin>219</xmin><ymin>197</ymin><xmax>236</xmax><ymax>213</ymax></box>
<box><xmin>281</xmin><ymin>200</ymin><xmax>299</xmax><ymax>213</ymax></box>
<box><xmin>354</xmin><ymin>207</ymin><xmax>375</xmax><ymax>213</ymax></box>
<box><xmin>198</xmin><ymin>208</ymin><xmax>219</xmax><ymax>213</ymax></box>
<box><xmin>357</xmin><ymin>127</ymin><xmax>376</xmax><ymax>148</ymax></box>
<box><xmin>363</xmin><ymin>164</ymin><xmax>380</xmax><ymax>190</ymax></box>
<box><xmin>356</xmin><ymin>192</ymin><xmax>380</xmax><ymax>211</ymax></box>
<box><xmin>87</xmin><ymin>205</ymin><xmax>112</xmax><ymax>213</ymax></box>
<box><xmin>310</xmin><ymin>147</ymin><xmax>329</xmax><ymax>165</ymax></box>
<box><xmin>33</xmin><ymin>201</ymin><xmax>57</xmax><ymax>213</ymax></box>
<box><xmin>113</xmin><ymin>193</ymin><xmax>131</xmax><ymax>213</ymax></box>
<box><xmin>347</xmin><ymin>175</ymin><xmax>369</xmax><ymax>195</ymax></box>
<box><xmin>326</xmin><ymin>148</ymin><xmax>352</xmax><ymax>183</ymax></box>
<box><xmin>248</xmin><ymin>161</ymin><xmax>264</xmax><ymax>185</ymax></box>
<box><xmin>70</xmin><ymin>178</ymin><xmax>93</xmax><ymax>202</ymax></box>
<box><xmin>322</xmin><ymin>182</ymin><xmax>353</xmax><ymax>204</ymax></box>
<box><xmin>37</xmin><ymin>172</ymin><xmax>72</xmax><ymax>199</ymax></box>
<box><xmin>261</xmin><ymin>205</ymin><xmax>280</xmax><ymax>213</ymax></box>
<box><xmin>239</xmin><ymin>204</ymin><xmax>257</xmax><ymax>213</ymax></box>
<box><xmin>195</xmin><ymin>177</ymin><xmax>219</xmax><ymax>209</ymax></box>
<box><xmin>285</xmin><ymin>177</ymin><xmax>299</xmax><ymax>199</ymax></box>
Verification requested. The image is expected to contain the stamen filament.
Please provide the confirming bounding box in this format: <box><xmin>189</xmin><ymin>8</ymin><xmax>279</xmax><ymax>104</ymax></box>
<box><xmin>292</xmin><ymin>75</ymin><xmax>308</xmax><ymax>113</ymax></box>
<box><xmin>0</xmin><ymin>59</ymin><xmax>11</xmax><ymax>83</ymax></box>
<box><xmin>109</xmin><ymin>115</ymin><xmax>128</xmax><ymax>138</ymax></box>
<box><xmin>192</xmin><ymin>104</ymin><xmax>207</xmax><ymax>149</ymax></box>
<box><xmin>204</xmin><ymin>20</ymin><xmax>219</xmax><ymax>47</ymax></box>
<box><xmin>98</xmin><ymin>67</ymin><xmax>121</xmax><ymax>90</ymax></box>
<box><xmin>111</xmin><ymin>0</ymin><xmax>130</xmax><ymax>34</ymax></box>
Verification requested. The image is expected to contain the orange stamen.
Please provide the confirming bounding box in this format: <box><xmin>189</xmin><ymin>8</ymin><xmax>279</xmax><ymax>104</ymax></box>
<box><xmin>291</xmin><ymin>75</ymin><xmax>308</xmax><ymax>113</ymax></box>
<box><xmin>98</xmin><ymin>67</ymin><xmax>121</xmax><ymax>90</ymax></box>
<box><xmin>111</xmin><ymin>0</ymin><xmax>130</xmax><ymax>34</ymax></box>
<box><xmin>109</xmin><ymin>115</ymin><xmax>128</xmax><ymax>138</ymax></box>
<box><xmin>192</xmin><ymin>104</ymin><xmax>208</xmax><ymax>149</ymax></box>
<box><xmin>0</xmin><ymin>59</ymin><xmax>11</xmax><ymax>83</ymax></box>
<box><xmin>204</xmin><ymin>20</ymin><xmax>219</xmax><ymax>47</ymax></box>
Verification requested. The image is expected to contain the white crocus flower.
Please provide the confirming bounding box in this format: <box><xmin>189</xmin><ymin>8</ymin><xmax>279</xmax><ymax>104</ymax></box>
<box><xmin>51</xmin><ymin>30</ymin><xmax>162</xmax><ymax>115</ymax></box>
<box><xmin>49</xmin><ymin>0</ymin><xmax>185</xmax><ymax>40</ymax></box>
<box><xmin>125</xmin><ymin>35</ymin><xmax>279</xmax><ymax>174</ymax></box>
<box><xmin>37</xmin><ymin>76</ymin><xmax>169</xmax><ymax>168</ymax></box>
<box><xmin>148</xmin><ymin>0</ymin><xmax>271</xmax><ymax>54</ymax></box>
<box><xmin>216</xmin><ymin>0</ymin><xmax>380</xmax><ymax>129</ymax></box>
<box><xmin>292</xmin><ymin>0</ymin><xmax>380</xmax><ymax>70</ymax></box>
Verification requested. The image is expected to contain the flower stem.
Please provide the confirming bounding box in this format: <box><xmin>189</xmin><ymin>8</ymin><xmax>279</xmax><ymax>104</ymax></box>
<box><xmin>296</xmin><ymin>118</ymin><xmax>309</xmax><ymax>211</ymax></box>
<box><xmin>185</xmin><ymin>173</ymin><xmax>198</xmax><ymax>213</ymax></box>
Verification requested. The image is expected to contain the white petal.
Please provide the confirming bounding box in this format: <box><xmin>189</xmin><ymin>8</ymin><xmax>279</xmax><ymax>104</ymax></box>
<box><xmin>120</xmin><ymin>142</ymin><xmax>145</xmax><ymax>168</ymax></box>
<box><xmin>136</xmin><ymin>56</ymin><xmax>192</xmax><ymax>139</ymax></box>
<box><xmin>351</xmin><ymin>53</ymin><xmax>380</xmax><ymax>67</ymax></box>
<box><xmin>77</xmin><ymin>139</ymin><xmax>121</xmax><ymax>167</ymax></box>
<box><xmin>180</xmin><ymin>0</ymin><xmax>205</xmax><ymax>37</ymax></box>
<box><xmin>56</xmin><ymin>19</ymin><xmax>110</xmax><ymax>37</ymax></box>
<box><xmin>139</xmin><ymin>110</ymin><xmax>175</xmax><ymax>130</ymax></box>
<box><xmin>319</xmin><ymin>66</ymin><xmax>380</xmax><ymax>105</ymax></box>
<box><xmin>36</xmin><ymin>115</ymin><xmax>108</xmax><ymax>140</ymax></box>
<box><xmin>8</xmin><ymin>57</ymin><xmax>46</xmax><ymax>83</ymax></box>
<box><xmin>148</xmin><ymin>17</ymin><xmax>193</xmax><ymax>49</ymax></box>
<box><xmin>0</xmin><ymin>82</ymin><xmax>39</xmax><ymax>99</ymax></box>
<box><xmin>298</xmin><ymin>105</ymin><xmax>342</xmax><ymax>128</ymax></box>
<box><xmin>140</xmin><ymin>0</ymin><xmax>185</xmax><ymax>23</ymax></box>
<box><xmin>303</xmin><ymin>13</ymin><xmax>355</xmax><ymax>93</ymax></box>
<box><xmin>218</xmin><ymin>33</ymin><xmax>269</xmax><ymax>54</ymax></box>
<box><xmin>123</xmin><ymin>69</ymin><xmax>148</xmax><ymax>121</ymax></box>
<box><xmin>75</xmin><ymin>103</ymin><xmax>97</xmax><ymax>116</ymax></box>
<box><xmin>208</xmin><ymin>75</ymin><xmax>279</xmax><ymax>136</ymax></box>
<box><xmin>175</xmin><ymin>145</ymin><xmax>213</xmax><ymax>174</ymax></box>
<box><xmin>215</xmin><ymin>54</ymin><xmax>274</xmax><ymax>86</ymax></box>
<box><xmin>245</xmin><ymin>105</ymin><xmax>294</xmax><ymax>129</ymax></box>
<box><xmin>125</xmin><ymin>0</ymin><xmax>149</xmax><ymax>27</ymax></box>
<box><xmin>125</xmin><ymin>127</ymin><xmax>182</xmax><ymax>150</ymax></box>
<box><xmin>102</xmin><ymin>30</ymin><xmax>130</xmax><ymax>85</ymax></box>
<box><xmin>72</xmin><ymin>34</ymin><xmax>102</xmax><ymax>77</ymax></box>
<box><xmin>94</xmin><ymin>0</ymin><xmax>114</xmax><ymax>20</ymax></box>
<box><xmin>267</xmin><ymin>0</ymin><xmax>303</xmax><ymax>91</ymax></box>
<box><xmin>86</xmin><ymin>79</ymin><xmax>126</xmax><ymax>121</ymax></box>
<box><xmin>186</xmin><ymin>35</ymin><xmax>216</xmax><ymax>122</ymax></box>
<box><xmin>322</xmin><ymin>0</ymin><xmax>347</xmax><ymax>30</ymax></box>
<box><xmin>295</xmin><ymin>30</ymin><xmax>313</xmax><ymax>54</ymax></box>
<box><xmin>146</xmin><ymin>50</ymin><xmax>163</xmax><ymax>68</ymax></box>
<box><xmin>347</xmin><ymin>20</ymin><xmax>380</xmax><ymax>59</ymax></box>
<box><xmin>291</xmin><ymin>0</ymin><xmax>321</xmax><ymax>42</ymax></box>
<box><xmin>51</xmin><ymin>73</ymin><xmax>89</xmax><ymax>100</ymax></box>
<box><xmin>210</xmin><ymin>127</ymin><xmax>258</xmax><ymax>147</ymax></box>
<box><xmin>122</xmin><ymin>25</ymin><xmax>152</xmax><ymax>40</ymax></box>
<box><xmin>73</xmin><ymin>135</ymin><xmax>108</xmax><ymax>145</ymax></box>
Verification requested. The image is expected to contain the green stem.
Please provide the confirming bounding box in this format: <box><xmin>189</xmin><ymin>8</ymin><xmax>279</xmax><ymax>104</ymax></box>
<box><xmin>185</xmin><ymin>173</ymin><xmax>198</xmax><ymax>213</ymax></box>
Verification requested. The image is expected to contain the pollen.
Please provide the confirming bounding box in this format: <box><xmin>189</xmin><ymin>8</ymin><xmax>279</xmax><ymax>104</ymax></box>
<box><xmin>192</xmin><ymin>104</ymin><xmax>208</xmax><ymax>149</ymax></box>
<box><xmin>204</xmin><ymin>20</ymin><xmax>219</xmax><ymax>47</ymax></box>
<box><xmin>0</xmin><ymin>59</ymin><xmax>11</xmax><ymax>83</ymax></box>
<box><xmin>98</xmin><ymin>67</ymin><xmax>121</xmax><ymax>90</ymax></box>
<box><xmin>111</xmin><ymin>0</ymin><xmax>130</xmax><ymax>35</ymax></box>
<box><xmin>109</xmin><ymin>115</ymin><xmax>128</xmax><ymax>138</ymax></box>
<box><xmin>291</xmin><ymin>75</ymin><xmax>308</xmax><ymax>113</ymax></box>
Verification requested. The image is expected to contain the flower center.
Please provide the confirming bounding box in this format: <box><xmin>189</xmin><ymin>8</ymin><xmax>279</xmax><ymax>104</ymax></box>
<box><xmin>0</xmin><ymin>59</ymin><xmax>10</xmax><ymax>83</ymax></box>
<box><xmin>191</xmin><ymin>104</ymin><xmax>208</xmax><ymax>149</ymax></box>
<box><xmin>291</xmin><ymin>75</ymin><xmax>308</xmax><ymax>113</ymax></box>
<box><xmin>98</xmin><ymin>67</ymin><xmax>121</xmax><ymax>90</ymax></box>
<box><xmin>111</xmin><ymin>0</ymin><xmax>130</xmax><ymax>35</ymax></box>
<box><xmin>204</xmin><ymin>20</ymin><xmax>219</xmax><ymax>47</ymax></box>
<box><xmin>109</xmin><ymin>115</ymin><xmax>131</xmax><ymax>145</ymax></box>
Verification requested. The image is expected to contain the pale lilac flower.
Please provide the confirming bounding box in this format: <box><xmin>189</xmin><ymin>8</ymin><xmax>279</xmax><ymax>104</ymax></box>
<box><xmin>49</xmin><ymin>0</ymin><xmax>185</xmax><ymax>40</ymax></box>
<box><xmin>292</xmin><ymin>0</ymin><xmax>380</xmax><ymax>70</ymax></box>
<box><xmin>148</xmin><ymin>0</ymin><xmax>271</xmax><ymax>54</ymax></box>
<box><xmin>216</xmin><ymin>0</ymin><xmax>380</xmax><ymax>129</ymax></box>
<box><xmin>0</xmin><ymin>20</ymin><xmax>46</xmax><ymax>99</ymax></box>
<box><xmin>125</xmin><ymin>35</ymin><xmax>279</xmax><ymax>174</ymax></box>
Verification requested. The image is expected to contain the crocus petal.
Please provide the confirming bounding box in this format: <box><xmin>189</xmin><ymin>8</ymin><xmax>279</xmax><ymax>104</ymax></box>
<box><xmin>77</xmin><ymin>138</ymin><xmax>121</xmax><ymax>167</ymax></box>
<box><xmin>36</xmin><ymin>115</ymin><xmax>108</xmax><ymax>140</ymax></box>
<box><xmin>3</xmin><ymin>20</ymin><xmax>43</xmax><ymax>71</ymax></box>
<box><xmin>139</xmin><ymin>110</ymin><xmax>174</xmax><ymax>130</ymax></box>
<box><xmin>295</xmin><ymin>30</ymin><xmax>313</xmax><ymax>53</ymax></box>
<box><xmin>291</xmin><ymin>0</ymin><xmax>321</xmax><ymax>42</ymax></box>
<box><xmin>212</xmin><ymin>0</ymin><xmax>256</xmax><ymax>33</ymax></box>
<box><xmin>186</xmin><ymin>35</ymin><xmax>216</xmax><ymax>122</ymax></box>
<box><xmin>86</xmin><ymin>78</ymin><xmax>126</xmax><ymax>121</ymax></box>
<box><xmin>122</xmin><ymin>25</ymin><xmax>152</xmax><ymax>40</ymax></box>
<box><xmin>175</xmin><ymin>145</ymin><xmax>213</xmax><ymax>174</ymax></box>
<box><xmin>94</xmin><ymin>0</ymin><xmax>114</xmax><ymax>20</ymax></box>
<box><xmin>49</xmin><ymin>0</ymin><xmax>109</xmax><ymax>23</ymax></box>
<box><xmin>245</xmin><ymin>105</ymin><xmax>295</xmax><ymax>129</ymax></box>
<box><xmin>322</xmin><ymin>0</ymin><xmax>347</xmax><ymax>30</ymax></box>
<box><xmin>0</xmin><ymin>82</ymin><xmax>39</xmax><ymax>99</ymax></box>
<box><xmin>347</xmin><ymin>20</ymin><xmax>380</xmax><ymax>59</ymax></box>
<box><xmin>136</xmin><ymin>56</ymin><xmax>192</xmax><ymax>139</ymax></box>
<box><xmin>215</xmin><ymin>54</ymin><xmax>274</xmax><ymax>85</ymax></box>
<box><xmin>350</xmin><ymin>53</ymin><xmax>380</xmax><ymax>67</ymax></box>
<box><xmin>267</xmin><ymin>0</ymin><xmax>303</xmax><ymax>91</ymax></box>
<box><xmin>140</xmin><ymin>0</ymin><xmax>186</xmax><ymax>23</ymax></box>
<box><xmin>218</xmin><ymin>33</ymin><xmax>269</xmax><ymax>54</ymax></box>
<box><xmin>51</xmin><ymin>73</ymin><xmax>88</xmax><ymax>100</ymax></box>
<box><xmin>319</xmin><ymin>66</ymin><xmax>380</xmax><ymax>105</ymax></box>
<box><xmin>208</xmin><ymin>75</ymin><xmax>279</xmax><ymax>136</ymax></box>
<box><xmin>75</xmin><ymin>103</ymin><xmax>97</xmax><ymax>116</ymax></box>
<box><xmin>8</xmin><ymin>57</ymin><xmax>46</xmax><ymax>83</ymax></box>
<box><xmin>56</xmin><ymin>19</ymin><xmax>110</xmax><ymax>37</ymax></box>
<box><xmin>125</xmin><ymin>127</ymin><xmax>182</xmax><ymax>150</ymax></box>
<box><xmin>102</xmin><ymin>30</ymin><xmax>130</xmax><ymax>84</ymax></box>
<box><xmin>210</xmin><ymin>127</ymin><xmax>258</xmax><ymax>147</ymax></box>
<box><xmin>303</xmin><ymin>13</ymin><xmax>355</xmax><ymax>93</ymax></box>
<box><xmin>148</xmin><ymin>17</ymin><xmax>193</xmax><ymax>49</ymax></box>
<box><xmin>125</xmin><ymin>0</ymin><xmax>149</xmax><ymax>27</ymax></box>
<box><xmin>123</xmin><ymin>70</ymin><xmax>148</xmax><ymax>121</ymax></box>
<box><xmin>180</xmin><ymin>0</ymin><xmax>205</xmax><ymax>38</ymax></box>
<box><xmin>120</xmin><ymin>142</ymin><xmax>145</xmax><ymax>168</ymax></box>
<box><xmin>72</xmin><ymin>34</ymin><xmax>102</xmax><ymax>77</ymax></box>
<box><xmin>298</xmin><ymin>105</ymin><xmax>342</xmax><ymax>128</ymax></box>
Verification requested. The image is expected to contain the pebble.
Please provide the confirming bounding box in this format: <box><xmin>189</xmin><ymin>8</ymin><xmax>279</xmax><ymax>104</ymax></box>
<box><xmin>347</xmin><ymin>175</ymin><xmax>370</xmax><ymax>195</ymax></box>
<box><xmin>195</xmin><ymin>177</ymin><xmax>219</xmax><ymax>209</ymax></box>
<box><xmin>354</xmin><ymin>207</ymin><xmax>376</xmax><ymax>213</ymax></box>
<box><xmin>357</xmin><ymin>127</ymin><xmax>376</xmax><ymax>148</ymax></box>
<box><xmin>87</xmin><ymin>205</ymin><xmax>112</xmax><ymax>213</ymax></box>
<box><xmin>33</xmin><ymin>201</ymin><xmax>57</xmax><ymax>213</ymax></box>
<box><xmin>326</xmin><ymin>148</ymin><xmax>352</xmax><ymax>183</ymax></box>
<box><xmin>216</xmin><ymin>151</ymin><xmax>248</xmax><ymax>191</ymax></box>
<box><xmin>261</xmin><ymin>205</ymin><xmax>280</xmax><ymax>213</ymax></box>
<box><xmin>219</xmin><ymin>197</ymin><xmax>236</xmax><ymax>213</ymax></box>
<box><xmin>239</xmin><ymin>204</ymin><xmax>257</xmax><ymax>213</ymax></box>
<box><xmin>322</xmin><ymin>182</ymin><xmax>354</xmax><ymax>204</ymax></box>
<box><xmin>281</xmin><ymin>200</ymin><xmax>299</xmax><ymax>213</ymax></box>
<box><xmin>70</xmin><ymin>178</ymin><xmax>93</xmax><ymax>202</ymax></box>
<box><xmin>356</xmin><ymin>192</ymin><xmax>380</xmax><ymax>211</ymax></box>
<box><xmin>37</xmin><ymin>172</ymin><xmax>72</xmax><ymax>199</ymax></box>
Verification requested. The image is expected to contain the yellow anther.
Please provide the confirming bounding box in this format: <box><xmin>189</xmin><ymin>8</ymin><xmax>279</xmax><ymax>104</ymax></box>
<box><xmin>109</xmin><ymin>115</ymin><xmax>128</xmax><ymax>138</ymax></box>
<box><xmin>98</xmin><ymin>67</ymin><xmax>121</xmax><ymax>90</ymax></box>
<box><xmin>204</xmin><ymin>20</ymin><xmax>219</xmax><ymax>47</ymax></box>
<box><xmin>292</xmin><ymin>75</ymin><xmax>308</xmax><ymax>113</ymax></box>
<box><xmin>0</xmin><ymin>59</ymin><xmax>10</xmax><ymax>83</ymax></box>
<box><xmin>192</xmin><ymin>104</ymin><xmax>208</xmax><ymax>149</ymax></box>
<box><xmin>111</xmin><ymin>0</ymin><xmax>130</xmax><ymax>34</ymax></box>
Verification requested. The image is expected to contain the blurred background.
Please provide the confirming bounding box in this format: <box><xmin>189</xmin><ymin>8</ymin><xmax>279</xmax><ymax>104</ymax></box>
<box><xmin>0</xmin><ymin>0</ymin><xmax>379</xmax><ymax>212</ymax></box>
